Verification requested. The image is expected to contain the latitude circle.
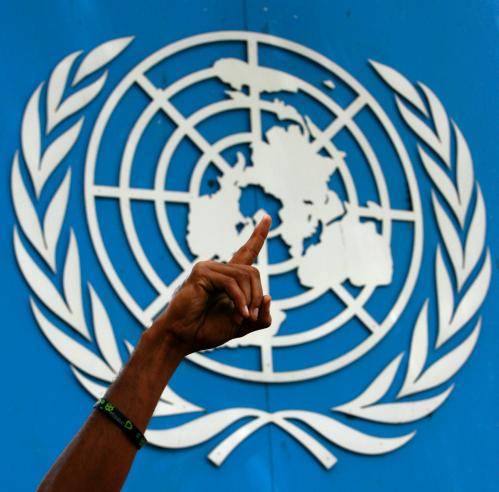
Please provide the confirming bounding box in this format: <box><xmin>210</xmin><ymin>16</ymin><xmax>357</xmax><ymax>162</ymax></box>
<box><xmin>153</xmin><ymin>97</ymin><xmax>362</xmax><ymax>273</ymax></box>
<box><xmin>84</xmin><ymin>31</ymin><xmax>423</xmax><ymax>382</ymax></box>
<box><xmin>157</xmin><ymin>119</ymin><xmax>376</xmax><ymax>332</ymax></box>
<box><xmin>151</xmin><ymin>64</ymin><xmax>393</xmax><ymax>280</ymax></box>
<box><xmin>149</xmin><ymin>61</ymin><xmax>393</xmax><ymax>355</ymax></box>
<box><xmin>152</xmin><ymin>97</ymin><xmax>382</xmax><ymax>354</ymax></box>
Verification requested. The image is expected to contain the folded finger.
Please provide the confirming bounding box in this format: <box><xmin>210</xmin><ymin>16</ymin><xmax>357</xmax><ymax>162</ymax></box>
<box><xmin>238</xmin><ymin>295</ymin><xmax>272</xmax><ymax>337</ymax></box>
<box><xmin>258</xmin><ymin>295</ymin><xmax>272</xmax><ymax>327</ymax></box>
<box><xmin>201</xmin><ymin>269</ymin><xmax>250</xmax><ymax>319</ymax></box>
<box><xmin>208</xmin><ymin>262</ymin><xmax>260</xmax><ymax>317</ymax></box>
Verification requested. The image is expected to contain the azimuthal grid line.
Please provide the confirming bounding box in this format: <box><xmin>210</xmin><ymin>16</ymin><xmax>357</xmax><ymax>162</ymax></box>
<box><xmin>85</xmin><ymin>32</ymin><xmax>422</xmax><ymax>382</ymax></box>
<box><xmin>90</xmin><ymin>70</ymin><xmax>413</xmax><ymax>336</ymax></box>
<box><xmin>93</xmin><ymin>48</ymin><xmax>410</xmax><ymax>362</ymax></box>
<box><xmin>93</xmin><ymin>64</ymin><xmax>405</xmax><ymax>348</ymax></box>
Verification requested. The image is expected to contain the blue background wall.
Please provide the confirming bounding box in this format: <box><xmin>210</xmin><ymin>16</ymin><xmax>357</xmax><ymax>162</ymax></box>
<box><xmin>0</xmin><ymin>1</ymin><xmax>497</xmax><ymax>491</ymax></box>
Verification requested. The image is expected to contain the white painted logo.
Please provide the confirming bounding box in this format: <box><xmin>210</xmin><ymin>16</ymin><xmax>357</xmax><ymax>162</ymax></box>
<box><xmin>12</xmin><ymin>32</ymin><xmax>491</xmax><ymax>469</ymax></box>
<box><xmin>85</xmin><ymin>32</ymin><xmax>422</xmax><ymax>383</ymax></box>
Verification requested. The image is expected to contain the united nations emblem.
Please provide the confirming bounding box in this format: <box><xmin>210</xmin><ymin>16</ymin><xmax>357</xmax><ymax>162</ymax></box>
<box><xmin>12</xmin><ymin>32</ymin><xmax>491</xmax><ymax>469</ymax></box>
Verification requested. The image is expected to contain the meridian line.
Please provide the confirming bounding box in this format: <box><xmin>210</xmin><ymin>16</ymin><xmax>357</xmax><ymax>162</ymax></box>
<box><xmin>247</xmin><ymin>39</ymin><xmax>262</xmax><ymax>143</ymax></box>
<box><xmin>136</xmin><ymin>74</ymin><xmax>232</xmax><ymax>173</ymax></box>
<box><xmin>92</xmin><ymin>185</ymin><xmax>193</xmax><ymax>203</ymax></box>
<box><xmin>143</xmin><ymin>270</ymin><xmax>192</xmax><ymax>321</ymax></box>
<box><xmin>310</xmin><ymin>95</ymin><xmax>367</xmax><ymax>152</ymax></box>
<box><xmin>356</xmin><ymin>206</ymin><xmax>417</xmax><ymax>222</ymax></box>
<box><xmin>331</xmin><ymin>284</ymin><xmax>379</xmax><ymax>334</ymax></box>
<box><xmin>257</xmin><ymin>233</ymin><xmax>273</xmax><ymax>374</ymax></box>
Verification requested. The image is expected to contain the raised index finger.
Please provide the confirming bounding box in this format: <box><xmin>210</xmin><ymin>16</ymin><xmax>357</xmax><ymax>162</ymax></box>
<box><xmin>230</xmin><ymin>214</ymin><xmax>272</xmax><ymax>265</ymax></box>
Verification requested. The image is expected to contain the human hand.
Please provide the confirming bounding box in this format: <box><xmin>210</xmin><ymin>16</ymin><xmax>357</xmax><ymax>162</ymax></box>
<box><xmin>154</xmin><ymin>214</ymin><xmax>273</xmax><ymax>354</ymax></box>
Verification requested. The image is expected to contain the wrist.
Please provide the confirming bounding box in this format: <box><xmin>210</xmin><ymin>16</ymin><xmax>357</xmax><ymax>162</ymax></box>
<box><xmin>102</xmin><ymin>318</ymin><xmax>186</xmax><ymax>432</ymax></box>
<box><xmin>141</xmin><ymin>315</ymin><xmax>190</xmax><ymax>360</ymax></box>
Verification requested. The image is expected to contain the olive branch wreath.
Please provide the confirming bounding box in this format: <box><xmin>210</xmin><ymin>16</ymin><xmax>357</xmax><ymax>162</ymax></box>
<box><xmin>11</xmin><ymin>40</ymin><xmax>491</xmax><ymax>470</ymax></box>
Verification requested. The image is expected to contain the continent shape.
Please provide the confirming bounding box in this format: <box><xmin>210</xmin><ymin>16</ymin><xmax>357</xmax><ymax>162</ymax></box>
<box><xmin>242</xmin><ymin>124</ymin><xmax>344</xmax><ymax>257</ymax></box>
<box><xmin>187</xmin><ymin>153</ymin><xmax>253</xmax><ymax>261</ymax></box>
<box><xmin>298</xmin><ymin>203</ymin><xmax>393</xmax><ymax>289</ymax></box>
<box><xmin>213</xmin><ymin>58</ymin><xmax>301</xmax><ymax>94</ymax></box>
<box><xmin>186</xmin><ymin>57</ymin><xmax>394</xmax><ymax>347</ymax></box>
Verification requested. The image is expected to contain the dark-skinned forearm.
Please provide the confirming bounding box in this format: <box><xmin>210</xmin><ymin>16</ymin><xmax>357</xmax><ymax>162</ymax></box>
<box><xmin>37</xmin><ymin>216</ymin><xmax>273</xmax><ymax>491</ymax></box>
<box><xmin>37</xmin><ymin>321</ymin><xmax>185</xmax><ymax>492</ymax></box>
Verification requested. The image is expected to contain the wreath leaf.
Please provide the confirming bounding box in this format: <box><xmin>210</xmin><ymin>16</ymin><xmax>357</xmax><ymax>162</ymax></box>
<box><xmin>71</xmin><ymin>366</ymin><xmax>109</xmax><ymax>398</ymax></box>
<box><xmin>21</xmin><ymin>83</ymin><xmax>43</xmax><ymax>186</ymax></box>
<box><xmin>89</xmin><ymin>285</ymin><xmax>122</xmax><ymax>373</ymax></box>
<box><xmin>73</xmin><ymin>36</ymin><xmax>133</xmax><ymax>86</ymax></box>
<box><xmin>14</xmin><ymin>227</ymin><xmax>72</xmax><ymax>325</ymax></box>
<box><xmin>454</xmin><ymin>122</ymin><xmax>474</xmax><ymax>220</ymax></box>
<box><xmin>39</xmin><ymin>118</ymin><xmax>83</xmax><ymax>190</ymax></box>
<box><xmin>432</xmin><ymin>192</ymin><xmax>464</xmax><ymax>286</ymax></box>
<box><xmin>42</xmin><ymin>169</ymin><xmax>71</xmax><ymax>272</ymax></box>
<box><xmin>333</xmin><ymin>354</ymin><xmax>403</xmax><ymax>412</ymax></box>
<box><xmin>62</xmin><ymin>231</ymin><xmax>90</xmax><ymax>339</ymax></box>
<box><xmin>50</xmin><ymin>72</ymin><xmax>108</xmax><ymax>131</ymax></box>
<box><xmin>146</xmin><ymin>409</ymin><xmax>265</xmax><ymax>448</ymax></box>
<box><xmin>435</xmin><ymin>247</ymin><xmax>455</xmax><ymax>348</ymax></box>
<box><xmin>449</xmin><ymin>252</ymin><xmax>491</xmax><ymax>334</ymax></box>
<box><xmin>396</xmin><ymin>97</ymin><xmax>441</xmax><ymax>152</ymax></box>
<box><xmin>419</xmin><ymin>83</ymin><xmax>450</xmax><ymax>165</ymax></box>
<box><xmin>11</xmin><ymin>153</ymin><xmax>46</xmax><ymax>259</ymax></box>
<box><xmin>46</xmin><ymin>51</ymin><xmax>82</xmax><ymax>133</ymax></box>
<box><xmin>405</xmin><ymin>319</ymin><xmax>480</xmax><ymax>396</ymax></box>
<box><xmin>336</xmin><ymin>386</ymin><xmax>453</xmax><ymax>424</ymax></box>
<box><xmin>280</xmin><ymin>410</ymin><xmax>415</xmax><ymax>455</ymax></box>
<box><xmin>123</xmin><ymin>340</ymin><xmax>204</xmax><ymax>415</ymax></box>
<box><xmin>421</xmin><ymin>146</ymin><xmax>460</xmax><ymax>214</ymax></box>
<box><xmin>463</xmin><ymin>186</ymin><xmax>486</xmax><ymax>282</ymax></box>
<box><xmin>369</xmin><ymin>60</ymin><xmax>428</xmax><ymax>116</ymax></box>
<box><xmin>71</xmin><ymin>366</ymin><xmax>198</xmax><ymax>417</ymax></box>
<box><xmin>31</xmin><ymin>299</ymin><xmax>115</xmax><ymax>381</ymax></box>
<box><xmin>398</xmin><ymin>302</ymin><xmax>429</xmax><ymax>397</ymax></box>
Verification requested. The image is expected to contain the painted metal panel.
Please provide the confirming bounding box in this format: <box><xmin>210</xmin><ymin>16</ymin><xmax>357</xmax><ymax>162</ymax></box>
<box><xmin>0</xmin><ymin>1</ymin><xmax>497</xmax><ymax>491</ymax></box>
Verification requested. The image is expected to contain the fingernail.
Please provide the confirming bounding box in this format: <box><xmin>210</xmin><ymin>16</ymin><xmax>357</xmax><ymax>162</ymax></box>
<box><xmin>243</xmin><ymin>305</ymin><xmax>250</xmax><ymax>317</ymax></box>
<box><xmin>252</xmin><ymin>308</ymin><xmax>259</xmax><ymax>320</ymax></box>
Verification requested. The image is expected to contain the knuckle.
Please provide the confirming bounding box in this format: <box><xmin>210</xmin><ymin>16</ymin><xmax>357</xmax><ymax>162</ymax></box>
<box><xmin>192</xmin><ymin>260</ymin><xmax>206</xmax><ymax>273</ymax></box>
<box><xmin>243</xmin><ymin>267</ymin><xmax>253</xmax><ymax>280</ymax></box>
<box><xmin>238</xmin><ymin>245</ymin><xmax>249</xmax><ymax>256</ymax></box>
<box><xmin>250</xmin><ymin>265</ymin><xmax>261</xmax><ymax>279</ymax></box>
<box><xmin>190</xmin><ymin>263</ymin><xmax>201</xmax><ymax>279</ymax></box>
<box><xmin>190</xmin><ymin>260</ymin><xmax>211</xmax><ymax>282</ymax></box>
<box><xmin>236</xmin><ymin>267</ymin><xmax>250</xmax><ymax>282</ymax></box>
<box><xmin>253</xmin><ymin>297</ymin><xmax>263</xmax><ymax>309</ymax></box>
<box><xmin>226</xmin><ymin>277</ymin><xmax>239</xmax><ymax>293</ymax></box>
<box><xmin>244</xmin><ymin>264</ymin><xmax>257</xmax><ymax>277</ymax></box>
